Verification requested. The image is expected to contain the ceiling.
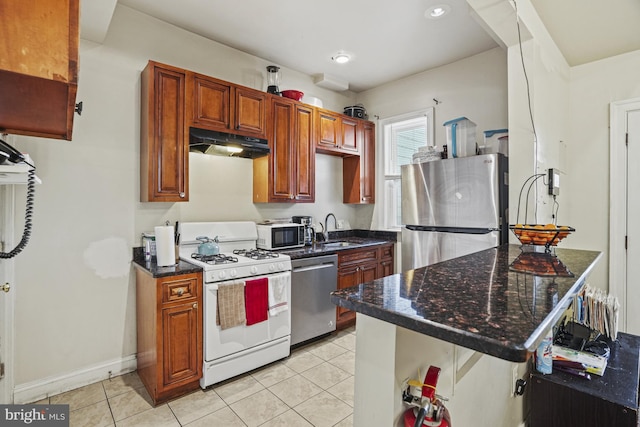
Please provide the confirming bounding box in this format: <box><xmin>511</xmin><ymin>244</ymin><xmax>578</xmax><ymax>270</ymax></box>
<box><xmin>80</xmin><ymin>0</ymin><xmax>640</xmax><ymax>93</ymax></box>
<box><xmin>529</xmin><ymin>0</ymin><xmax>640</xmax><ymax>66</ymax></box>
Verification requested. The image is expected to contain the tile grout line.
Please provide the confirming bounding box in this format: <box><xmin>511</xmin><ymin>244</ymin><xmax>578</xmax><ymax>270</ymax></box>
<box><xmin>101</xmin><ymin>381</ymin><xmax>117</xmax><ymax>427</ymax></box>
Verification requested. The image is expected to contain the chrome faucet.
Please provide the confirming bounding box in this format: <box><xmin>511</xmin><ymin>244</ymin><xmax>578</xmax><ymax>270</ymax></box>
<box><xmin>324</xmin><ymin>213</ymin><xmax>337</xmax><ymax>242</ymax></box>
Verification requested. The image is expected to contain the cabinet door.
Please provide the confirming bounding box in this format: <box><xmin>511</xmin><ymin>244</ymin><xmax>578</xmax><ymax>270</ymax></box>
<box><xmin>0</xmin><ymin>0</ymin><xmax>79</xmax><ymax>140</ymax></box>
<box><xmin>270</xmin><ymin>97</ymin><xmax>295</xmax><ymax>201</ymax></box>
<box><xmin>378</xmin><ymin>244</ymin><xmax>395</xmax><ymax>278</ymax></box>
<box><xmin>341</xmin><ymin>116</ymin><xmax>359</xmax><ymax>154</ymax></box>
<box><xmin>192</xmin><ymin>74</ymin><xmax>231</xmax><ymax>130</ymax></box>
<box><xmin>294</xmin><ymin>104</ymin><xmax>315</xmax><ymax>202</ymax></box>
<box><xmin>360</xmin><ymin>121</ymin><xmax>376</xmax><ymax>203</ymax></box>
<box><xmin>343</xmin><ymin>120</ymin><xmax>375</xmax><ymax>204</ymax></box>
<box><xmin>141</xmin><ymin>62</ymin><xmax>188</xmax><ymax>202</ymax></box>
<box><xmin>162</xmin><ymin>302</ymin><xmax>200</xmax><ymax>386</ymax></box>
<box><xmin>234</xmin><ymin>87</ymin><xmax>267</xmax><ymax>137</ymax></box>
<box><xmin>337</xmin><ymin>265</ymin><xmax>360</xmax><ymax>328</ymax></box>
<box><xmin>360</xmin><ymin>262</ymin><xmax>378</xmax><ymax>283</ymax></box>
<box><xmin>316</xmin><ymin>109</ymin><xmax>341</xmax><ymax>153</ymax></box>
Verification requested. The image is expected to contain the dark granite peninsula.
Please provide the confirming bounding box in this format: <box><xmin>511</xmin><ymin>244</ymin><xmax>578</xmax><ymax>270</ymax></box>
<box><xmin>331</xmin><ymin>244</ymin><xmax>602</xmax><ymax>362</ymax></box>
<box><xmin>334</xmin><ymin>244</ymin><xmax>602</xmax><ymax>426</ymax></box>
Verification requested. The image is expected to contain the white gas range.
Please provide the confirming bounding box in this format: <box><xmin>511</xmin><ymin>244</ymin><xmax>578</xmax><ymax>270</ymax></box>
<box><xmin>178</xmin><ymin>221</ymin><xmax>292</xmax><ymax>388</ymax></box>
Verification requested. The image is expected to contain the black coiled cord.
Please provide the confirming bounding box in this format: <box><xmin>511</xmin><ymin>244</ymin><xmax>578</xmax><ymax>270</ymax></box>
<box><xmin>0</xmin><ymin>166</ymin><xmax>35</xmax><ymax>259</ymax></box>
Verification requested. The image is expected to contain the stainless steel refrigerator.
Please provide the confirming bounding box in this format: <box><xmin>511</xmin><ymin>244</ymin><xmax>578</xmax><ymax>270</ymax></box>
<box><xmin>401</xmin><ymin>153</ymin><xmax>508</xmax><ymax>271</ymax></box>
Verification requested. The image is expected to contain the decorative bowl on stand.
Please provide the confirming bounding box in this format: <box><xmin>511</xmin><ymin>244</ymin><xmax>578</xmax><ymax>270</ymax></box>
<box><xmin>510</xmin><ymin>224</ymin><xmax>575</xmax><ymax>253</ymax></box>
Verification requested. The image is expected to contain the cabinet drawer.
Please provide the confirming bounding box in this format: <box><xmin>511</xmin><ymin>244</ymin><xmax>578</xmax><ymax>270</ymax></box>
<box><xmin>161</xmin><ymin>275</ymin><xmax>198</xmax><ymax>303</ymax></box>
<box><xmin>379</xmin><ymin>244</ymin><xmax>394</xmax><ymax>260</ymax></box>
<box><xmin>339</xmin><ymin>248</ymin><xmax>378</xmax><ymax>266</ymax></box>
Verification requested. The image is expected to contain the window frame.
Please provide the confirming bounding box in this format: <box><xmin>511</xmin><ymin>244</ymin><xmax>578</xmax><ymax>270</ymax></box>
<box><xmin>373</xmin><ymin>108</ymin><xmax>435</xmax><ymax>231</ymax></box>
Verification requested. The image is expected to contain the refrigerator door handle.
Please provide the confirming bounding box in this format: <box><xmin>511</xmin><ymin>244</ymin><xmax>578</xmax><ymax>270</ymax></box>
<box><xmin>405</xmin><ymin>225</ymin><xmax>499</xmax><ymax>234</ymax></box>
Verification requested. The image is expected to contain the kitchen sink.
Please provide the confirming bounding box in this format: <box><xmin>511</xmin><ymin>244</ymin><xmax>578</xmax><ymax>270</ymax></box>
<box><xmin>321</xmin><ymin>241</ymin><xmax>357</xmax><ymax>248</ymax></box>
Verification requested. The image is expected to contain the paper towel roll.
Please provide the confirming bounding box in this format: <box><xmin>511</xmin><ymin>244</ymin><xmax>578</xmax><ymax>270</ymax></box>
<box><xmin>155</xmin><ymin>225</ymin><xmax>175</xmax><ymax>267</ymax></box>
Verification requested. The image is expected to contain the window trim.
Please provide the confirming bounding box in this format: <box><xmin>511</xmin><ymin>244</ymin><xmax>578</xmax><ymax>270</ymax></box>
<box><xmin>371</xmin><ymin>108</ymin><xmax>434</xmax><ymax>231</ymax></box>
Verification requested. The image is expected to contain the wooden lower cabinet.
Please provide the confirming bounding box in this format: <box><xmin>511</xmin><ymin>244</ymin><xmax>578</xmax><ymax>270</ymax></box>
<box><xmin>135</xmin><ymin>268</ymin><xmax>202</xmax><ymax>405</ymax></box>
<box><xmin>336</xmin><ymin>243</ymin><xmax>394</xmax><ymax>330</ymax></box>
<box><xmin>527</xmin><ymin>332</ymin><xmax>640</xmax><ymax>427</ymax></box>
<box><xmin>378</xmin><ymin>243</ymin><xmax>395</xmax><ymax>277</ymax></box>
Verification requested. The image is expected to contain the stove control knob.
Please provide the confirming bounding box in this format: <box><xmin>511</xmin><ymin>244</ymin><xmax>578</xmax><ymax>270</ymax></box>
<box><xmin>229</xmin><ymin>269</ymin><xmax>237</xmax><ymax>278</ymax></box>
<box><xmin>269</xmin><ymin>264</ymin><xmax>276</xmax><ymax>272</ymax></box>
<box><xmin>250</xmin><ymin>266</ymin><xmax>258</xmax><ymax>275</ymax></box>
<box><xmin>277</xmin><ymin>262</ymin><xmax>285</xmax><ymax>271</ymax></box>
<box><xmin>218</xmin><ymin>271</ymin><xmax>226</xmax><ymax>279</ymax></box>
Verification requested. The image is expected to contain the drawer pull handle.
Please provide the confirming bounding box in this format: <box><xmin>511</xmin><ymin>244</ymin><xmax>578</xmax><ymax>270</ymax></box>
<box><xmin>193</xmin><ymin>303</ymin><xmax>197</xmax><ymax>309</ymax></box>
<box><xmin>175</xmin><ymin>288</ymin><xmax>184</xmax><ymax>296</ymax></box>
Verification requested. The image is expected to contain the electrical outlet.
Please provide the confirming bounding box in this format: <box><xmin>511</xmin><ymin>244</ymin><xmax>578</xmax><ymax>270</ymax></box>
<box><xmin>548</xmin><ymin>168</ymin><xmax>560</xmax><ymax>196</ymax></box>
<box><xmin>337</xmin><ymin>220</ymin><xmax>345</xmax><ymax>229</ymax></box>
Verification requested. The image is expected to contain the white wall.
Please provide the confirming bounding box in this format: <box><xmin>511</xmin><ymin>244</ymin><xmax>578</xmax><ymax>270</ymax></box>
<box><xmin>10</xmin><ymin>4</ymin><xmax>365</xmax><ymax>397</ymax></box>
<box><xmin>567</xmin><ymin>49</ymin><xmax>640</xmax><ymax>289</ymax></box>
<box><xmin>357</xmin><ymin>46</ymin><xmax>508</xmax><ymax>147</ymax></box>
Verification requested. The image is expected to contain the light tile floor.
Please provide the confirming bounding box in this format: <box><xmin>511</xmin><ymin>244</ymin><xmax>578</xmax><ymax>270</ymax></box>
<box><xmin>36</xmin><ymin>327</ymin><xmax>356</xmax><ymax>427</ymax></box>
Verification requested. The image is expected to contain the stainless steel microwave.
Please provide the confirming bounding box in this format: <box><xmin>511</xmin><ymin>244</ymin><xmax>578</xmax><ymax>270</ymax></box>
<box><xmin>256</xmin><ymin>223</ymin><xmax>305</xmax><ymax>250</ymax></box>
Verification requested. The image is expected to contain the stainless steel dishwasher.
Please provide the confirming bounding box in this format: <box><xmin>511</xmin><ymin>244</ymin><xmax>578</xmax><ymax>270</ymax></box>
<box><xmin>290</xmin><ymin>254</ymin><xmax>338</xmax><ymax>346</ymax></box>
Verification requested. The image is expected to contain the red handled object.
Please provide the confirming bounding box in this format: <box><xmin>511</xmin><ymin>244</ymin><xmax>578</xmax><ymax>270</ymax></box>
<box><xmin>402</xmin><ymin>366</ymin><xmax>451</xmax><ymax>427</ymax></box>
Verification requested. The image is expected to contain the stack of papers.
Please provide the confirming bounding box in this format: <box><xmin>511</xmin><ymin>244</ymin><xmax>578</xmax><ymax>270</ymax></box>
<box><xmin>571</xmin><ymin>284</ymin><xmax>619</xmax><ymax>340</ymax></box>
<box><xmin>552</xmin><ymin>344</ymin><xmax>609</xmax><ymax>376</ymax></box>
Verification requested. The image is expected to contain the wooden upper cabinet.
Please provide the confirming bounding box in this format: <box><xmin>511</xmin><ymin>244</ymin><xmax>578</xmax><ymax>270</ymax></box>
<box><xmin>316</xmin><ymin>108</ymin><xmax>360</xmax><ymax>155</ymax></box>
<box><xmin>234</xmin><ymin>87</ymin><xmax>267</xmax><ymax>137</ymax></box>
<box><xmin>316</xmin><ymin>109</ymin><xmax>341</xmax><ymax>153</ymax></box>
<box><xmin>0</xmin><ymin>0</ymin><xmax>80</xmax><ymax>140</ymax></box>
<box><xmin>340</xmin><ymin>116</ymin><xmax>359</xmax><ymax>154</ymax></box>
<box><xmin>192</xmin><ymin>74</ymin><xmax>231</xmax><ymax>130</ymax></box>
<box><xmin>343</xmin><ymin>120</ymin><xmax>375</xmax><ymax>204</ymax></box>
<box><xmin>268</xmin><ymin>97</ymin><xmax>295</xmax><ymax>201</ymax></box>
<box><xmin>253</xmin><ymin>96</ymin><xmax>315</xmax><ymax>203</ymax></box>
<box><xmin>293</xmin><ymin>103</ymin><xmax>315</xmax><ymax>202</ymax></box>
<box><xmin>140</xmin><ymin>61</ymin><xmax>188</xmax><ymax>202</ymax></box>
<box><xmin>191</xmin><ymin>73</ymin><xmax>267</xmax><ymax>138</ymax></box>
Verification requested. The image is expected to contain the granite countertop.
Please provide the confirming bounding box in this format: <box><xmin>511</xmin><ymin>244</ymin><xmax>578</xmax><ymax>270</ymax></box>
<box><xmin>132</xmin><ymin>247</ymin><xmax>202</xmax><ymax>278</ymax></box>
<box><xmin>330</xmin><ymin>244</ymin><xmax>602</xmax><ymax>362</ymax></box>
<box><xmin>278</xmin><ymin>230</ymin><xmax>397</xmax><ymax>259</ymax></box>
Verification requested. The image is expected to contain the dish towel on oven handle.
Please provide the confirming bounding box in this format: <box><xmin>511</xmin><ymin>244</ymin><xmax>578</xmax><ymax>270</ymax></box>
<box><xmin>245</xmin><ymin>277</ymin><xmax>269</xmax><ymax>326</ymax></box>
<box><xmin>268</xmin><ymin>273</ymin><xmax>289</xmax><ymax>316</ymax></box>
<box><xmin>216</xmin><ymin>281</ymin><xmax>246</xmax><ymax>330</ymax></box>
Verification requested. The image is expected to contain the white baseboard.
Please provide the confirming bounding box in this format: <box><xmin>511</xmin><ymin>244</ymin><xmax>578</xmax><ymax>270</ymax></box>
<box><xmin>13</xmin><ymin>355</ymin><xmax>137</xmax><ymax>404</ymax></box>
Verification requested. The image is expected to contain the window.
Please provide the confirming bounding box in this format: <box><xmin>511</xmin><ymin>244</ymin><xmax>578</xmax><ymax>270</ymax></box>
<box><xmin>379</xmin><ymin>109</ymin><xmax>434</xmax><ymax>230</ymax></box>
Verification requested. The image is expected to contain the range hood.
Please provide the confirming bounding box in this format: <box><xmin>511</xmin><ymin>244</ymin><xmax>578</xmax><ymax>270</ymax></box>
<box><xmin>189</xmin><ymin>127</ymin><xmax>270</xmax><ymax>159</ymax></box>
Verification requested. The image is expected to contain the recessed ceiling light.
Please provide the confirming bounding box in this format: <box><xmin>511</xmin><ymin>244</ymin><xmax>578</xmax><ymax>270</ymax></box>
<box><xmin>332</xmin><ymin>53</ymin><xmax>351</xmax><ymax>64</ymax></box>
<box><xmin>425</xmin><ymin>4</ymin><xmax>451</xmax><ymax>19</ymax></box>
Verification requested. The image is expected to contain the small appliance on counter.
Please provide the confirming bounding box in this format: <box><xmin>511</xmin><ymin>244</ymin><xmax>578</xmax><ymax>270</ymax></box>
<box><xmin>256</xmin><ymin>221</ymin><xmax>305</xmax><ymax>250</ymax></box>
<box><xmin>292</xmin><ymin>215</ymin><xmax>315</xmax><ymax>246</ymax></box>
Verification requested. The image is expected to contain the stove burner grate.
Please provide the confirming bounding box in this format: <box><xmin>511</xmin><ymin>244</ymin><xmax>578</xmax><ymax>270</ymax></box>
<box><xmin>191</xmin><ymin>253</ymin><xmax>238</xmax><ymax>265</ymax></box>
<box><xmin>233</xmin><ymin>249</ymin><xmax>280</xmax><ymax>260</ymax></box>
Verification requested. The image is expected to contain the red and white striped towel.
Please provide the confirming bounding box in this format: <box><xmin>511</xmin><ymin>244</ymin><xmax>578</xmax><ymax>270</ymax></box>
<box><xmin>268</xmin><ymin>274</ymin><xmax>289</xmax><ymax>316</ymax></box>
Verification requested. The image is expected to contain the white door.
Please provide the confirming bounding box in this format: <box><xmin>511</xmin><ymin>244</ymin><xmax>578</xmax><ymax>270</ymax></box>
<box><xmin>0</xmin><ymin>184</ymin><xmax>15</xmax><ymax>403</ymax></box>
<box><xmin>626</xmin><ymin>109</ymin><xmax>640</xmax><ymax>334</ymax></box>
<box><xmin>610</xmin><ymin>98</ymin><xmax>640</xmax><ymax>335</ymax></box>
